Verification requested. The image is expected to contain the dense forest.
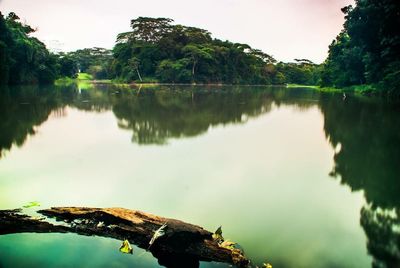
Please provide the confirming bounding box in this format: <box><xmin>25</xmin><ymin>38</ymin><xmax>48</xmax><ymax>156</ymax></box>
<box><xmin>0</xmin><ymin>12</ymin><xmax>57</xmax><ymax>85</ymax></box>
<box><xmin>0</xmin><ymin>11</ymin><xmax>320</xmax><ymax>86</ymax></box>
<box><xmin>1</xmin><ymin>0</ymin><xmax>399</xmax><ymax>93</ymax></box>
<box><xmin>66</xmin><ymin>47</ymin><xmax>113</xmax><ymax>79</ymax></box>
<box><xmin>61</xmin><ymin>17</ymin><xmax>320</xmax><ymax>85</ymax></box>
<box><xmin>321</xmin><ymin>0</ymin><xmax>400</xmax><ymax>95</ymax></box>
<box><xmin>105</xmin><ymin>17</ymin><xmax>320</xmax><ymax>85</ymax></box>
<box><xmin>0</xmin><ymin>12</ymin><xmax>79</xmax><ymax>85</ymax></box>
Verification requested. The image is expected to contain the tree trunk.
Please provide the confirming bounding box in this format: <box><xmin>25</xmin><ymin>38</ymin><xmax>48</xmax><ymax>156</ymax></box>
<box><xmin>192</xmin><ymin>60</ymin><xmax>197</xmax><ymax>77</ymax></box>
<box><xmin>136</xmin><ymin>68</ymin><xmax>143</xmax><ymax>82</ymax></box>
<box><xmin>0</xmin><ymin>207</ymin><xmax>249</xmax><ymax>268</ymax></box>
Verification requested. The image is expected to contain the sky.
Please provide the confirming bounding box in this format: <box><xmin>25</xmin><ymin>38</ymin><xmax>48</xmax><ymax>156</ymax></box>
<box><xmin>0</xmin><ymin>0</ymin><xmax>354</xmax><ymax>63</ymax></box>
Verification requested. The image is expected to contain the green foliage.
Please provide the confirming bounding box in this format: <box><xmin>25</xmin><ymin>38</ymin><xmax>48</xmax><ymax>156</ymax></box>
<box><xmin>77</xmin><ymin>73</ymin><xmax>93</xmax><ymax>80</ymax></box>
<box><xmin>57</xmin><ymin>54</ymin><xmax>79</xmax><ymax>78</ymax></box>
<box><xmin>119</xmin><ymin>17</ymin><xmax>174</xmax><ymax>43</ymax></box>
<box><xmin>156</xmin><ymin>59</ymin><xmax>191</xmax><ymax>83</ymax></box>
<box><xmin>276</xmin><ymin>60</ymin><xmax>321</xmax><ymax>85</ymax></box>
<box><xmin>0</xmin><ymin>12</ymin><xmax>59</xmax><ymax>85</ymax></box>
<box><xmin>67</xmin><ymin>47</ymin><xmax>113</xmax><ymax>79</ymax></box>
<box><xmin>320</xmin><ymin>31</ymin><xmax>365</xmax><ymax>87</ymax></box>
<box><xmin>22</xmin><ymin>201</ymin><xmax>41</xmax><ymax>208</ymax></box>
<box><xmin>110</xmin><ymin>17</ymin><xmax>320</xmax><ymax>85</ymax></box>
<box><xmin>0</xmin><ymin>13</ymin><xmax>322</xmax><ymax>86</ymax></box>
<box><xmin>321</xmin><ymin>0</ymin><xmax>400</xmax><ymax>95</ymax></box>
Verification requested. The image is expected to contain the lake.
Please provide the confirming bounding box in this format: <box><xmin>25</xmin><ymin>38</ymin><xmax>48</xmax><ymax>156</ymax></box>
<box><xmin>0</xmin><ymin>84</ymin><xmax>399</xmax><ymax>268</ymax></box>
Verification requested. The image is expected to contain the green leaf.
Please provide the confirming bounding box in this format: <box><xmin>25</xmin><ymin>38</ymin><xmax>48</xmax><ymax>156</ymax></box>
<box><xmin>22</xmin><ymin>201</ymin><xmax>41</xmax><ymax>208</ymax></box>
<box><xmin>212</xmin><ymin>226</ymin><xmax>224</xmax><ymax>242</ymax></box>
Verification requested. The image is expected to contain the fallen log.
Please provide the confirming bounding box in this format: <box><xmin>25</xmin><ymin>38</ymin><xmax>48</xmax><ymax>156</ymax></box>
<box><xmin>0</xmin><ymin>207</ymin><xmax>249</xmax><ymax>268</ymax></box>
<box><xmin>0</xmin><ymin>209</ymin><xmax>70</xmax><ymax>235</ymax></box>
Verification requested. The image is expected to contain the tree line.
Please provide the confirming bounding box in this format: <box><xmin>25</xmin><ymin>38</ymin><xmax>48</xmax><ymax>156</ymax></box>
<box><xmin>107</xmin><ymin>17</ymin><xmax>320</xmax><ymax>85</ymax></box>
<box><xmin>0</xmin><ymin>12</ymin><xmax>320</xmax><ymax>86</ymax></box>
<box><xmin>2</xmin><ymin>0</ymin><xmax>399</xmax><ymax>94</ymax></box>
<box><xmin>56</xmin><ymin>17</ymin><xmax>322</xmax><ymax>85</ymax></box>
<box><xmin>0</xmin><ymin>12</ymin><xmax>114</xmax><ymax>84</ymax></box>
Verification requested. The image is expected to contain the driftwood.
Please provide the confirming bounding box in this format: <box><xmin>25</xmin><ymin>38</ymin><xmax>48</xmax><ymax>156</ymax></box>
<box><xmin>0</xmin><ymin>207</ymin><xmax>249</xmax><ymax>268</ymax></box>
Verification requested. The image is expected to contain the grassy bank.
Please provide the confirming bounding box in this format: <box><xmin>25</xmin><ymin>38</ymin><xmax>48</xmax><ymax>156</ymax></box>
<box><xmin>287</xmin><ymin>83</ymin><xmax>383</xmax><ymax>95</ymax></box>
<box><xmin>317</xmin><ymin>84</ymin><xmax>381</xmax><ymax>95</ymax></box>
<box><xmin>55</xmin><ymin>75</ymin><xmax>387</xmax><ymax>97</ymax></box>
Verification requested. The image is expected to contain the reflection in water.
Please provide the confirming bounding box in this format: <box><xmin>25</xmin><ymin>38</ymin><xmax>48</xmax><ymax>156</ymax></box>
<box><xmin>320</xmin><ymin>96</ymin><xmax>400</xmax><ymax>267</ymax></box>
<box><xmin>0</xmin><ymin>86</ymin><xmax>62</xmax><ymax>158</ymax></box>
<box><xmin>0</xmin><ymin>84</ymin><xmax>399</xmax><ymax>267</ymax></box>
<box><xmin>360</xmin><ymin>206</ymin><xmax>400</xmax><ymax>268</ymax></box>
<box><xmin>0</xmin><ymin>84</ymin><xmax>318</xmax><ymax>152</ymax></box>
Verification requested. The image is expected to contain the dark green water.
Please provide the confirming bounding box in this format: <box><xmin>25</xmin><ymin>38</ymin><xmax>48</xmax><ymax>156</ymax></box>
<box><xmin>0</xmin><ymin>84</ymin><xmax>399</xmax><ymax>268</ymax></box>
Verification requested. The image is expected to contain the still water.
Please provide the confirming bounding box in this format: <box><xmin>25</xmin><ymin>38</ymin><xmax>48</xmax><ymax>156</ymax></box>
<box><xmin>0</xmin><ymin>84</ymin><xmax>399</xmax><ymax>268</ymax></box>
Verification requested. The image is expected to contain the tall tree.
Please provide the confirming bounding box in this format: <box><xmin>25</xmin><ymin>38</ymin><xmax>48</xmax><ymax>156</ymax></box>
<box><xmin>321</xmin><ymin>0</ymin><xmax>400</xmax><ymax>95</ymax></box>
<box><xmin>128</xmin><ymin>57</ymin><xmax>142</xmax><ymax>82</ymax></box>
<box><xmin>117</xmin><ymin>17</ymin><xmax>173</xmax><ymax>44</ymax></box>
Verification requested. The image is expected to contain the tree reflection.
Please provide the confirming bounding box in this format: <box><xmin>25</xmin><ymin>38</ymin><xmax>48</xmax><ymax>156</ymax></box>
<box><xmin>0</xmin><ymin>86</ymin><xmax>67</xmax><ymax>158</ymax></box>
<box><xmin>110</xmin><ymin>85</ymin><xmax>317</xmax><ymax>144</ymax></box>
<box><xmin>361</xmin><ymin>206</ymin><xmax>400</xmax><ymax>268</ymax></box>
<box><xmin>1</xmin><ymin>84</ymin><xmax>399</xmax><ymax>266</ymax></box>
<box><xmin>0</xmin><ymin>84</ymin><xmax>317</xmax><ymax>154</ymax></box>
<box><xmin>320</xmin><ymin>95</ymin><xmax>400</xmax><ymax>267</ymax></box>
<box><xmin>112</xmin><ymin>87</ymin><xmax>277</xmax><ymax>145</ymax></box>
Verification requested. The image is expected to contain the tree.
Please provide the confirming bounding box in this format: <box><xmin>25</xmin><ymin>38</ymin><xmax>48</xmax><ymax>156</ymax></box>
<box><xmin>68</xmin><ymin>47</ymin><xmax>112</xmax><ymax>73</ymax></box>
<box><xmin>182</xmin><ymin>44</ymin><xmax>213</xmax><ymax>79</ymax></box>
<box><xmin>321</xmin><ymin>0</ymin><xmax>400</xmax><ymax>95</ymax></box>
<box><xmin>128</xmin><ymin>57</ymin><xmax>142</xmax><ymax>82</ymax></box>
<box><xmin>117</xmin><ymin>17</ymin><xmax>173</xmax><ymax>44</ymax></box>
<box><xmin>0</xmin><ymin>11</ymin><xmax>59</xmax><ymax>85</ymax></box>
<box><xmin>156</xmin><ymin>59</ymin><xmax>191</xmax><ymax>83</ymax></box>
<box><xmin>249</xmin><ymin>49</ymin><xmax>276</xmax><ymax>64</ymax></box>
<box><xmin>58</xmin><ymin>54</ymin><xmax>78</xmax><ymax>78</ymax></box>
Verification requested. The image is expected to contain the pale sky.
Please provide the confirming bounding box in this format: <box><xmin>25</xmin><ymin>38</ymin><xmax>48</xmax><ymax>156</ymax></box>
<box><xmin>0</xmin><ymin>0</ymin><xmax>354</xmax><ymax>63</ymax></box>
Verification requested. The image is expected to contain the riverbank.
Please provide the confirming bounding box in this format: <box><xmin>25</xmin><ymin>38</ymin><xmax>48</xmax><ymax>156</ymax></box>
<box><xmin>286</xmin><ymin>83</ymin><xmax>390</xmax><ymax>97</ymax></box>
<box><xmin>54</xmin><ymin>74</ymin><xmax>389</xmax><ymax>97</ymax></box>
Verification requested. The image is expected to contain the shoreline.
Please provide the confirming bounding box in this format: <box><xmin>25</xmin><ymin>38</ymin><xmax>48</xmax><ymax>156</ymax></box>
<box><xmin>51</xmin><ymin>78</ymin><xmax>390</xmax><ymax>98</ymax></box>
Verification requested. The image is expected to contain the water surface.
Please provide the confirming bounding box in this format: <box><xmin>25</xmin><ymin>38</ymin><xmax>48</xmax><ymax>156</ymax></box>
<box><xmin>0</xmin><ymin>84</ymin><xmax>399</xmax><ymax>267</ymax></box>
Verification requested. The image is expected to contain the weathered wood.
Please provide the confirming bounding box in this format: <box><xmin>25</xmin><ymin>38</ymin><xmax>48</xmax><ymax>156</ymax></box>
<box><xmin>0</xmin><ymin>207</ymin><xmax>249</xmax><ymax>268</ymax></box>
<box><xmin>0</xmin><ymin>209</ymin><xmax>70</xmax><ymax>235</ymax></box>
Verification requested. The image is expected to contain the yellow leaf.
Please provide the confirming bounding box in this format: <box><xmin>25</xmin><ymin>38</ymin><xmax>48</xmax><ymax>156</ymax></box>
<box><xmin>119</xmin><ymin>239</ymin><xmax>133</xmax><ymax>254</ymax></box>
<box><xmin>219</xmin><ymin>240</ymin><xmax>236</xmax><ymax>250</ymax></box>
